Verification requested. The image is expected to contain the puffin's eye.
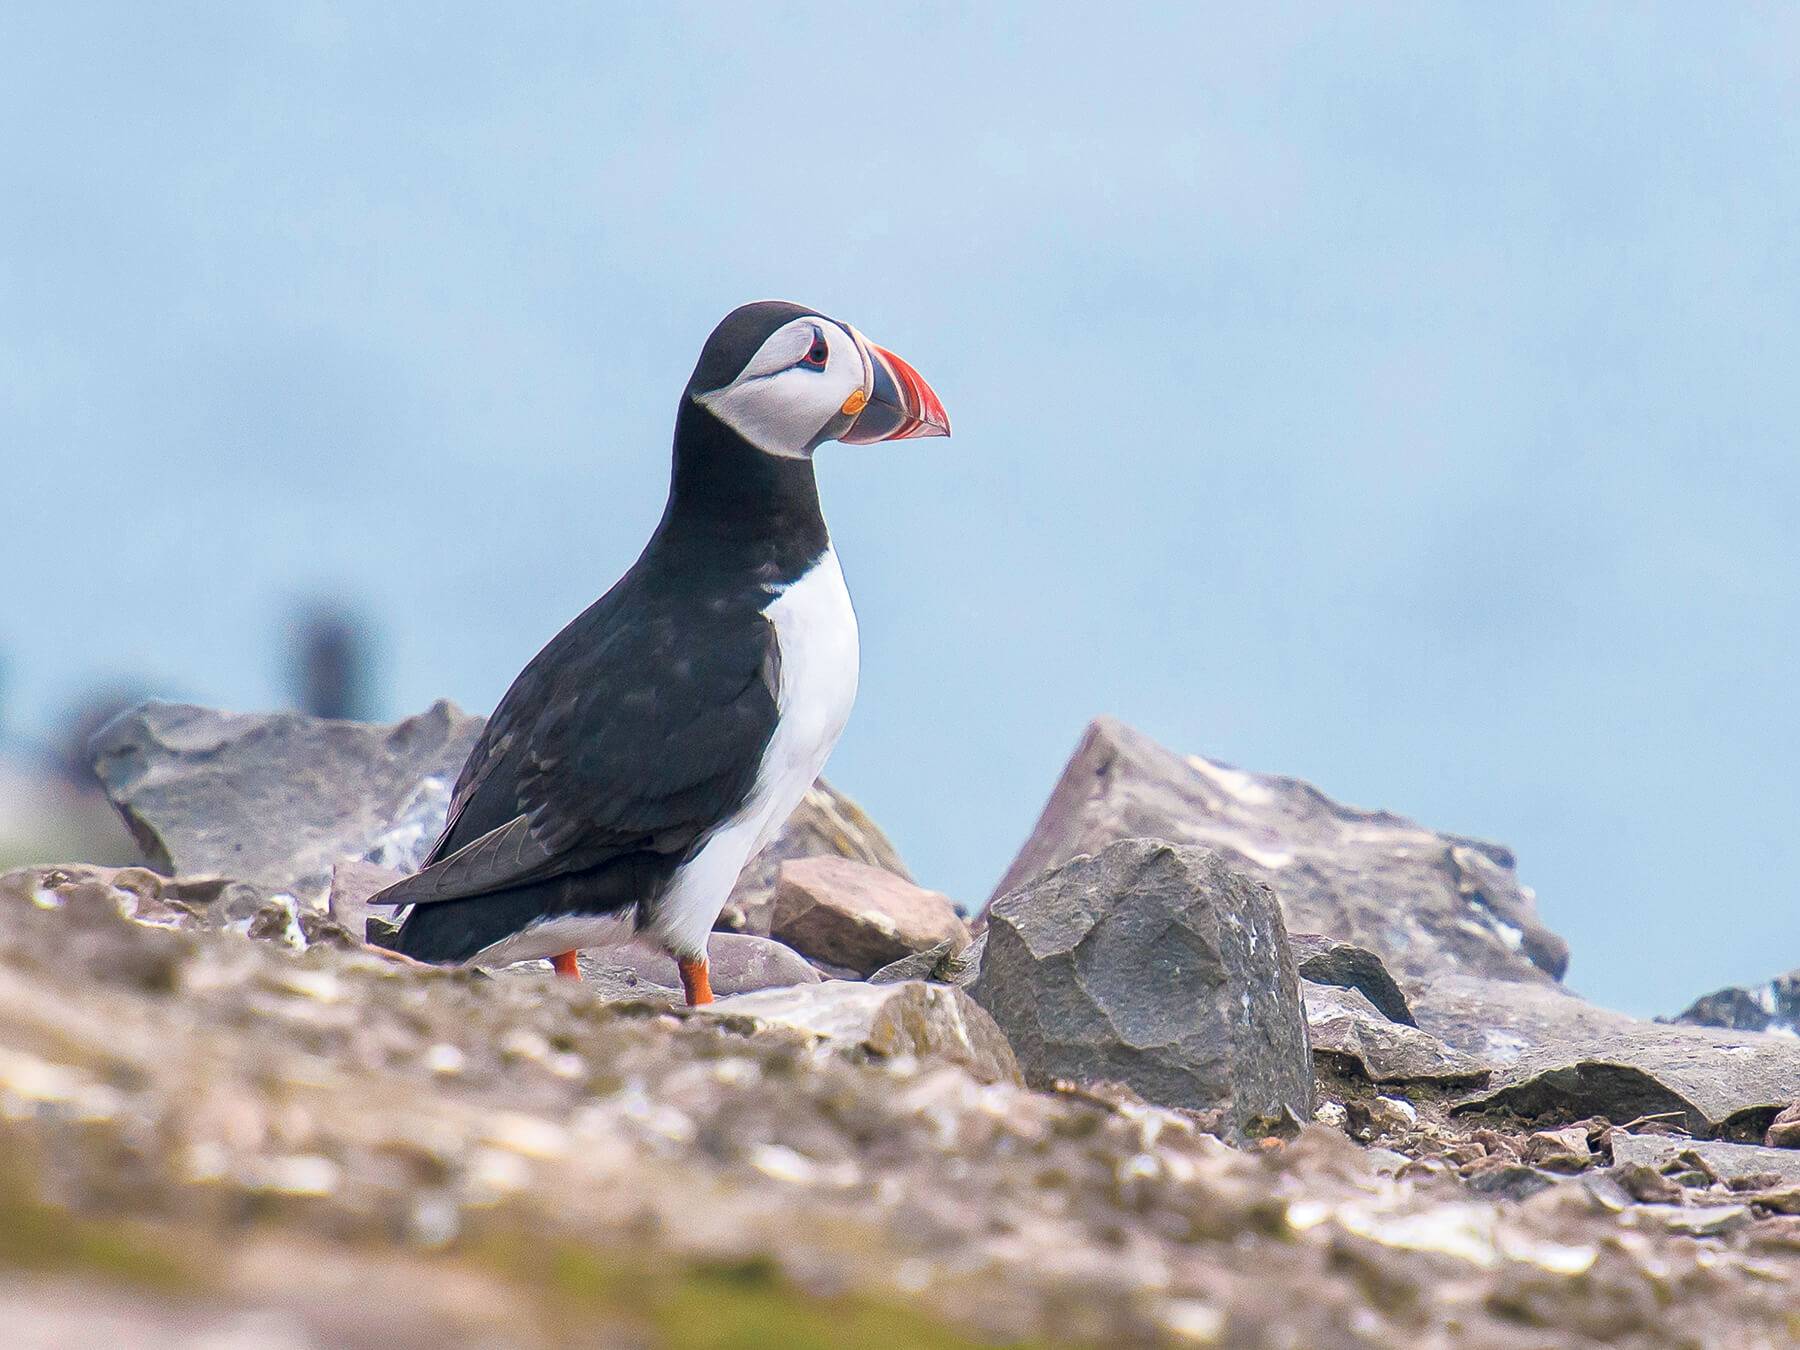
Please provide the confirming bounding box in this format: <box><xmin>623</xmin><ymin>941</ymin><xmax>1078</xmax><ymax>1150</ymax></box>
<box><xmin>798</xmin><ymin>332</ymin><xmax>829</xmax><ymax>370</ymax></box>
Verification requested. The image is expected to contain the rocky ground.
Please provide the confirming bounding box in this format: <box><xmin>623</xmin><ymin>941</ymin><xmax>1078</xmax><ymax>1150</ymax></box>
<box><xmin>1</xmin><ymin>702</ymin><xmax>1798</xmax><ymax>1347</ymax></box>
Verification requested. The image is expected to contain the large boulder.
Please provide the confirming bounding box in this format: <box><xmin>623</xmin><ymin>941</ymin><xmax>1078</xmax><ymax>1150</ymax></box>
<box><xmin>990</xmin><ymin>718</ymin><xmax>1569</xmax><ymax>992</ymax></box>
<box><xmin>770</xmin><ymin>856</ymin><xmax>969</xmax><ymax>976</ymax></box>
<box><xmin>90</xmin><ymin>700</ymin><xmax>485</xmax><ymax>908</ymax></box>
<box><xmin>969</xmin><ymin>838</ymin><xmax>1311</xmax><ymax>1136</ymax></box>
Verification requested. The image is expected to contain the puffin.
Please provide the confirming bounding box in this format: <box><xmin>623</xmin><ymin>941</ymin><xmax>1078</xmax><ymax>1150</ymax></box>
<box><xmin>368</xmin><ymin>301</ymin><xmax>949</xmax><ymax>1006</ymax></box>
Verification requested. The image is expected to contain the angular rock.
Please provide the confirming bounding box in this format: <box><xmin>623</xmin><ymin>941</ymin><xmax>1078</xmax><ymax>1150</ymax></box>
<box><xmin>870</xmin><ymin>932</ymin><xmax>986</xmax><ymax>988</ymax></box>
<box><xmin>703</xmin><ymin>980</ymin><xmax>1020</xmax><ymax>1085</ymax></box>
<box><xmin>90</xmin><ymin>700</ymin><xmax>485</xmax><ymax>907</ymax></box>
<box><xmin>1668</xmin><ymin>968</ymin><xmax>1800</xmax><ymax>1034</ymax></box>
<box><xmin>1768</xmin><ymin>1102</ymin><xmax>1800</xmax><ymax>1149</ymax></box>
<box><xmin>1289</xmin><ymin>934</ymin><xmax>1414</xmax><ymax>1026</ymax></box>
<box><xmin>770</xmin><ymin>856</ymin><xmax>969</xmax><ymax>977</ymax></box>
<box><xmin>1610</xmin><ymin>1133</ymin><xmax>1800</xmax><ymax>1186</ymax></box>
<box><xmin>576</xmin><ymin>933</ymin><xmax>821</xmax><ymax>997</ymax></box>
<box><xmin>969</xmin><ymin>838</ymin><xmax>1312</xmax><ymax>1136</ymax></box>
<box><xmin>990</xmin><ymin>717</ymin><xmax>1569</xmax><ymax>989</ymax></box>
<box><xmin>717</xmin><ymin>781</ymin><xmax>913</xmax><ymax>936</ymax></box>
<box><xmin>1303</xmin><ymin>981</ymin><xmax>1489</xmax><ymax>1088</ymax></box>
<box><xmin>1458</xmin><ymin>1024</ymin><xmax>1800</xmax><ymax>1139</ymax></box>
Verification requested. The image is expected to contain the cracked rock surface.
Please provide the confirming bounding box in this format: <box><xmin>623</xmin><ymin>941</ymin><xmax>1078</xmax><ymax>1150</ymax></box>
<box><xmin>970</xmin><ymin>838</ymin><xmax>1313</xmax><ymax>1138</ymax></box>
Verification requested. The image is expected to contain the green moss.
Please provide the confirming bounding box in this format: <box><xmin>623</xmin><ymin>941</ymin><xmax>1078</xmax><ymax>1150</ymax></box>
<box><xmin>478</xmin><ymin>1235</ymin><xmax>1017</xmax><ymax>1350</ymax></box>
<box><xmin>0</xmin><ymin>1188</ymin><xmax>196</xmax><ymax>1293</ymax></box>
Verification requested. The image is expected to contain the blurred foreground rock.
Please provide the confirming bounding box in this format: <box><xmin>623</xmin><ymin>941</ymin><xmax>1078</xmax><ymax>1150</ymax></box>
<box><xmin>971</xmin><ymin>839</ymin><xmax>1312</xmax><ymax>1137</ymax></box>
<box><xmin>6</xmin><ymin>860</ymin><xmax>1800</xmax><ymax>1346</ymax></box>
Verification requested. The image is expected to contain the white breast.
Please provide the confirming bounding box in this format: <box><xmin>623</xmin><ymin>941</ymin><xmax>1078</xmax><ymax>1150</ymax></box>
<box><xmin>646</xmin><ymin>545</ymin><xmax>859</xmax><ymax>957</ymax></box>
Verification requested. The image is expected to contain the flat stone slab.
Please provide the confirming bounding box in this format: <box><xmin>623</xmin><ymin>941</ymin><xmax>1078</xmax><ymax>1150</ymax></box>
<box><xmin>578</xmin><ymin>933</ymin><xmax>821</xmax><ymax>997</ymax></box>
<box><xmin>1610</xmin><ymin>1134</ymin><xmax>1800</xmax><ymax>1186</ymax></box>
<box><xmin>703</xmin><ymin>980</ymin><xmax>1021</xmax><ymax>1086</ymax></box>
<box><xmin>1303</xmin><ymin>981</ymin><xmax>1489</xmax><ymax>1088</ymax></box>
<box><xmin>1459</xmin><ymin>1024</ymin><xmax>1800</xmax><ymax>1138</ymax></box>
<box><xmin>870</xmin><ymin>933</ymin><xmax>985</xmax><ymax>988</ymax></box>
<box><xmin>1410</xmin><ymin>971</ymin><xmax>1641</xmax><ymax>1062</ymax></box>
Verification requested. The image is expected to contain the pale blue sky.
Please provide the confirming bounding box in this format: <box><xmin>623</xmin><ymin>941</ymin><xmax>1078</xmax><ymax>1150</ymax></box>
<box><xmin>4</xmin><ymin>5</ymin><xmax>1797</xmax><ymax>1016</ymax></box>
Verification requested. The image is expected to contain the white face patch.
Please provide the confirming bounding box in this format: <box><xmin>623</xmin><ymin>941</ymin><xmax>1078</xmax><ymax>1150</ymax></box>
<box><xmin>694</xmin><ymin>317</ymin><xmax>868</xmax><ymax>458</ymax></box>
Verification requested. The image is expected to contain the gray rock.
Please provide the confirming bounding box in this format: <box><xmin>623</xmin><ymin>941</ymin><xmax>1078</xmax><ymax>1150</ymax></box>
<box><xmin>1289</xmin><ymin>934</ymin><xmax>1415</xmax><ymax>1026</ymax></box>
<box><xmin>770</xmin><ymin>856</ymin><xmax>969</xmax><ymax>976</ymax></box>
<box><xmin>717</xmin><ymin>781</ymin><xmax>913</xmax><ymax>936</ymax></box>
<box><xmin>1463</xmin><ymin>1165</ymin><xmax>1559</xmax><ymax>1201</ymax></box>
<box><xmin>1667</xmin><ymin>968</ymin><xmax>1800</xmax><ymax>1035</ymax></box>
<box><xmin>870</xmin><ymin>932</ymin><xmax>986</xmax><ymax>988</ymax></box>
<box><xmin>1610</xmin><ymin>1133</ymin><xmax>1800</xmax><ymax>1186</ymax></box>
<box><xmin>1303</xmin><ymin>981</ymin><xmax>1489</xmax><ymax>1088</ymax></box>
<box><xmin>575</xmin><ymin>933</ymin><xmax>821</xmax><ymax>996</ymax></box>
<box><xmin>703</xmin><ymin>980</ymin><xmax>1021</xmax><ymax>1086</ymax></box>
<box><xmin>969</xmin><ymin>838</ymin><xmax>1312</xmax><ymax>1138</ymax></box>
<box><xmin>990</xmin><ymin>717</ymin><xmax>1569</xmax><ymax>989</ymax></box>
<box><xmin>1408</xmin><ymin>970</ymin><xmax>1641</xmax><ymax>1062</ymax></box>
<box><xmin>1458</xmin><ymin>1023</ymin><xmax>1800</xmax><ymax>1139</ymax></box>
<box><xmin>90</xmin><ymin>700</ymin><xmax>484</xmax><ymax>908</ymax></box>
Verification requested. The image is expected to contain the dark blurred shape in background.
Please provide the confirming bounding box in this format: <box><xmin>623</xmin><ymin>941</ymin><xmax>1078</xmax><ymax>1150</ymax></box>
<box><xmin>288</xmin><ymin>601</ymin><xmax>375</xmax><ymax>722</ymax></box>
<box><xmin>0</xmin><ymin>679</ymin><xmax>154</xmax><ymax>870</ymax></box>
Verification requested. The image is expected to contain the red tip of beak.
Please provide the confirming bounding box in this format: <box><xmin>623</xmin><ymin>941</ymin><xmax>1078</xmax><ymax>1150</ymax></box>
<box><xmin>871</xmin><ymin>344</ymin><xmax>951</xmax><ymax>438</ymax></box>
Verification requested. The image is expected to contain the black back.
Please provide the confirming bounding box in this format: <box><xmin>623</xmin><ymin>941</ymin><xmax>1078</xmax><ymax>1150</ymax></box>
<box><xmin>382</xmin><ymin>303</ymin><xmax>833</xmax><ymax>961</ymax></box>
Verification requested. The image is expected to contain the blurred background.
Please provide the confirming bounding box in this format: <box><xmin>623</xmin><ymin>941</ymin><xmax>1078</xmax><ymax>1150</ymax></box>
<box><xmin>2</xmin><ymin>5</ymin><xmax>1796</xmax><ymax>1016</ymax></box>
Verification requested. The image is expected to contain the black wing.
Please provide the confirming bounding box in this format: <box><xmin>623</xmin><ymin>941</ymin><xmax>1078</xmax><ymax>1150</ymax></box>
<box><xmin>371</xmin><ymin>574</ymin><xmax>779</xmax><ymax>911</ymax></box>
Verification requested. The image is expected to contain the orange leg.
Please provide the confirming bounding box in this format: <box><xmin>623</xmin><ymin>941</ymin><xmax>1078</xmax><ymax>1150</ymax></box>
<box><xmin>677</xmin><ymin>956</ymin><xmax>713</xmax><ymax>1006</ymax></box>
<box><xmin>551</xmin><ymin>950</ymin><xmax>581</xmax><ymax>980</ymax></box>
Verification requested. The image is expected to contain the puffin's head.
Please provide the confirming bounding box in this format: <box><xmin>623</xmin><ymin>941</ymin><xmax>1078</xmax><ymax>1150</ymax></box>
<box><xmin>687</xmin><ymin>300</ymin><xmax>950</xmax><ymax>459</ymax></box>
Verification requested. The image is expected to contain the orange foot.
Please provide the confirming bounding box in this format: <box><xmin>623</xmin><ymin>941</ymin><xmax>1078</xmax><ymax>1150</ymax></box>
<box><xmin>677</xmin><ymin>956</ymin><xmax>713</xmax><ymax>1006</ymax></box>
<box><xmin>551</xmin><ymin>951</ymin><xmax>581</xmax><ymax>980</ymax></box>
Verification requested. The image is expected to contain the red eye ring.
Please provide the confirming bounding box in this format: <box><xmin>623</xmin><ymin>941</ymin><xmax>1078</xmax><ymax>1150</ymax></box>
<box><xmin>799</xmin><ymin>331</ymin><xmax>829</xmax><ymax>370</ymax></box>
